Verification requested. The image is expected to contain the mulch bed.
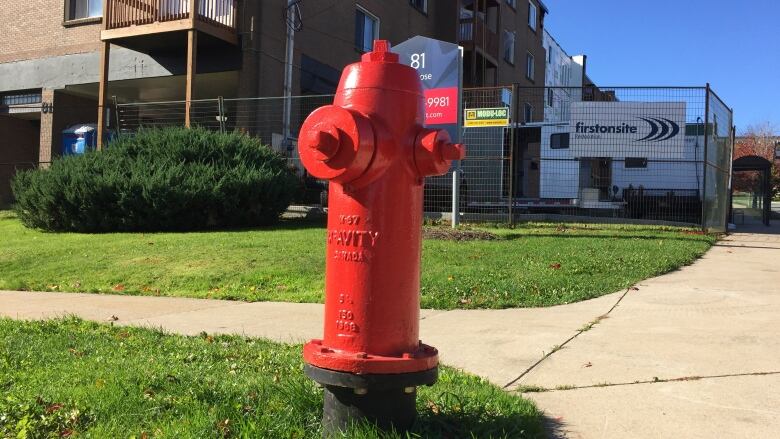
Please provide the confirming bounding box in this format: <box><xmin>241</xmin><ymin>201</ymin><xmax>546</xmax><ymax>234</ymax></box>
<box><xmin>423</xmin><ymin>227</ymin><xmax>499</xmax><ymax>241</ymax></box>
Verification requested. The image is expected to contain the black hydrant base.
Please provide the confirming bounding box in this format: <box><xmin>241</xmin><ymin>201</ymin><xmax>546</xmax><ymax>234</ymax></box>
<box><xmin>304</xmin><ymin>364</ymin><xmax>438</xmax><ymax>436</ymax></box>
<box><xmin>323</xmin><ymin>385</ymin><xmax>416</xmax><ymax>434</ymax></box>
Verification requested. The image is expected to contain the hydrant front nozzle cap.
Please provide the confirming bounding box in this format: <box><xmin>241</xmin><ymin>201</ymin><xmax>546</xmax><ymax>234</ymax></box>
<box><xmin>310</xmin><ymin>129</ymin><xmax>340</xmax><ymax>161</ymax></box>
<box><xmin>297</xmin><ymin>105</ymin><xmax>376</xmax><ymax>183</ymax></box>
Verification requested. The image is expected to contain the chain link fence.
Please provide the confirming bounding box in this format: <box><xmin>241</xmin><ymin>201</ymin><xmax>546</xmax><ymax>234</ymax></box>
<box><xmin>111</xmin><ymin>85</ymin><xmax>734</xmax><ymax>231</ymax></box>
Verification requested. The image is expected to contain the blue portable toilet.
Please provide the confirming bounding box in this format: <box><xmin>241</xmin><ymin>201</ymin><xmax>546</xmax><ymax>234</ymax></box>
<box><xmin>62</xmin><ymin>124</ymin><xmax>97</xmax><ymax>156</ymax></box>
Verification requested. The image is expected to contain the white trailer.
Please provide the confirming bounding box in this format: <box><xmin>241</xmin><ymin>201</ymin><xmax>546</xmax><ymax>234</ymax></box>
<box><xmin>539</xmin><ymin>101</ymin><xmax>706</xmax><ymax>208</ymax></box>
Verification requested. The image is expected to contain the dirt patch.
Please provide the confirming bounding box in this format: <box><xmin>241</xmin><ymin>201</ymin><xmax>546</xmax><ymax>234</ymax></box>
<box><xmin>423</xmin><ymin>228</ymin><xmax>499</xmax><ymax>241</ymax></box>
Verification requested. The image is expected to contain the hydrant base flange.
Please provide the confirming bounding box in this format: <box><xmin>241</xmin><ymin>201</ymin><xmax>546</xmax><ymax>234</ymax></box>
<box><xmin>305</xmin><ymin>364</ymin><xmax>437</xmax><ymax>436</ymax></box>
<box><xmin>304</xmin><ymin>364</ymin><xmax>438</xmax><ymax>390</ymax></box>
<box><xmin>303</xmin><ymin>340</ymin><xmax>438</xmax><ymax>375</ymax></box>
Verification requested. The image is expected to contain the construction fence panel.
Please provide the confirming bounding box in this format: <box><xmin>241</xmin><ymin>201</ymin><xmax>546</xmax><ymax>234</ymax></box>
<box><xmin>453</xmin><ymin>86</ymin><xmax>515</xmax><ymax>222</ymax></box>
<box><xmin>221</xmin><ymin>95</ymin><xmax>333</xmax><ymax>204</ymax></box>
<box><xmin>116</xmin><ymin>100</ymin><xmax>191</xmax><ymax>131</ymax></box>
<box><xmin>113</xmin><ymin>86</ymin><xmax>733</xmax><ymax>229</ymax></box>
<box><xmin>704</xmin><ymin>89</ymin><xmax>734</xmax><ymax>232</ymax></box>
<box><xmin>499</xmin><ymin>86</ymin><xmax>716</xmax><ymax>227</ymax></box>
<box><xmin>219</xmin><ymin>95</ymin><xmax>333</xmax><ymax>172</ymax></box>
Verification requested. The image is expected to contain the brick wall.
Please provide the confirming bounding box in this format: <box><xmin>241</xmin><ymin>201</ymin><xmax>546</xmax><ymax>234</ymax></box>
<box><xmin>244</xmin><ymin>0</ymin><xmax>442</xmax><ymax>98</ymax></box>
<box><xmin>0</xmin><ymin>0</ymin><xmax>101</xmax><ymax>63</ymax></box>
<box><xmin>0</xmin><ymin>116</ymin><xmax>40</xmax><ymax>207</ymax></box>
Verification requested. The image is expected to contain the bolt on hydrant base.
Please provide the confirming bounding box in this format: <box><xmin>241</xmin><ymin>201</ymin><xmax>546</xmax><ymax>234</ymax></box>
<box><xmin>297</xmin><ymin>39</ymin><xmax>465</xmax><ymax>436</ymax></box>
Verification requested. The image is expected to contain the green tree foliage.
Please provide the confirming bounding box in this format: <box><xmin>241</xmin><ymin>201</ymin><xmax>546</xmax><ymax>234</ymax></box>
<box><xmin>12</xmin><ymin>127</ymin><xmax>300</xmax><ymax>232</ymax></box>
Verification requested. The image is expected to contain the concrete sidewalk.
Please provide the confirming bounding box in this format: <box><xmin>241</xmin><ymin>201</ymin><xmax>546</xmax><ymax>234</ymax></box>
<box><xmin>2</xmin><ymin>227</ymin><xmax>779</xmax><ymax>438</ymax></box>
<box><xmin>520</xmin><ymin>226</ymin><xmax>780</xmax><ymax>438</ymax></box>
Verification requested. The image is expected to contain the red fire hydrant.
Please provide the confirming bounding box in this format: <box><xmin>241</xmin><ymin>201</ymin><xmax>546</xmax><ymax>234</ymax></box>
<box><xmin>298</xmin><ymin>40</ymin><xmax>465</xmax><ymax>434</ymax></box>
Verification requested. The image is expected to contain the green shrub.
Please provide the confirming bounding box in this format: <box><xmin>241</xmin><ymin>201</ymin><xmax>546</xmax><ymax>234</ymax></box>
<box><xmin>12</xmin><ymin>127</ymin><xmax>300</xmax><ymax>232</ymax></box>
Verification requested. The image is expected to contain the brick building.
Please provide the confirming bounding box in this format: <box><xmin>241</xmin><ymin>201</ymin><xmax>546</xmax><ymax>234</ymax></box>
<box><xmin>0</xmin><ymin>0</ymin><xmax>549</xmax><ymax>206</ymax></box>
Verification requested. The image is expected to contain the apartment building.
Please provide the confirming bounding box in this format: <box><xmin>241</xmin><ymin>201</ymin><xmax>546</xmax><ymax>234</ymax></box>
<box><xmin>0</xmin><ymin>0</ymin><xmax>548</xmax><ymax>206</ymax></box>
<box><xmin>459</xmin><ymin>0</ymin><xmax>546</xmax><ymax>87</ymax></box>
<box><xmin>542</xmin><ymin>29</ymin><xmax>586</xmax><ymax>123</ymax></box>
<box><xmin>492</xmin><ymin>27</ymin><xmax>587</xmax><ymax>200</ymax></box>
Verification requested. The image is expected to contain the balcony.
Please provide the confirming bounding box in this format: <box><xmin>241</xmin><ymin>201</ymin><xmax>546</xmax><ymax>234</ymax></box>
<box><xmin>458</xmin><ymin>18</ymin><xmax>499</xmax><ymax>62</ymax></box>
<box><xmin>95</xmin><ymin>0</ymin><xmax>239</xmax><ymax>147</ymax></box>
<box><xmin>101</xmin><ymin>0</ymin><xmax>238</xmax><ymax>46</ymax></box>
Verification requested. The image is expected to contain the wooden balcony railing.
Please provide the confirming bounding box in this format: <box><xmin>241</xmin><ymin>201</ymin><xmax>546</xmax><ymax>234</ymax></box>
<box><xmin>458</xmin><ymin>18</ymin><xmax>499</xmax><ymax>60</ymax></box>
<box><xmin>105</xmin><ymin>0</ymin><xmax>237</xmax><ymax>31</ymax></box>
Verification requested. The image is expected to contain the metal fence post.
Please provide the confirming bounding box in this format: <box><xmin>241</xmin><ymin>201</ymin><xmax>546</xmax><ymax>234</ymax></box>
<box><xmin>451</xmin><ymin>169</ymin><xmax>460</xmax><ymax>228</ymax></box>
<box><xmin>727</xmin><ymin>124</ymin><xmax>735</xmax><ymax>229</ymax></box>
<box><xmin>111</xmin><ymin>96</ymin><xmax>119</xmax><ymax>134</ymax></box>
<box><xmin>218</xmin><ymin>96</ymin><xmax>226</xmax><ymax>133</ymax></box>
<box><xmin>508</xmin><ymin>84</ymin><xmax>516</xmax><ymax>225</ymax></box>
<box><xmin>701</xmin><ymin>83</ymin><xmax>710</xmax><ymax>231</ymax></box>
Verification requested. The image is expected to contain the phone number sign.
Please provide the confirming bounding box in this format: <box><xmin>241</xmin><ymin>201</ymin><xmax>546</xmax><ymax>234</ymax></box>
<box><xmin>424</xmin><ymin>87</ymin><xmax>458</xmax><ymax>125</ymax></box>
<box><xmin>393</xmin><ymin>37</ymin><xmax>462</xmax><ymax>139</ymax></box>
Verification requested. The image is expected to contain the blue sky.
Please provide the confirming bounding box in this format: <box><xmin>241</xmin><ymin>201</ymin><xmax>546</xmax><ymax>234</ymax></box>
<box><xmin>542</xmin><ymin>0</ymin><xmax>779</xmax><ymax>133</ymax></box>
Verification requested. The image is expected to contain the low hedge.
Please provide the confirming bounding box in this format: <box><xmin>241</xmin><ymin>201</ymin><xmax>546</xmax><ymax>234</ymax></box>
<box><xmin>12</xmin><ymin>127</ymin><xmax>300</xmax><ymax>232</ymax></box>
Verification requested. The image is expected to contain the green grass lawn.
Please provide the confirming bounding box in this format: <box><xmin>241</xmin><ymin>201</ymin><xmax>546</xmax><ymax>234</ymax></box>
<box><xmin>0</xmin><ymin>211</ymin><xmax>716</xmax><ymax>309</ymax></box>
<box><xmin>731</xmin><ymin>194</ymin><xmax>750</xmax><ymax>208</ymax></box>
<box><xmin>0</xmin><ymin>318</ymin><xmax>544</xmax><ymax>438</ymax></box>
<box><xmin>732</xmin><ymin>193</ymin><xmax>762</xmax><ymax>209</ymax></box>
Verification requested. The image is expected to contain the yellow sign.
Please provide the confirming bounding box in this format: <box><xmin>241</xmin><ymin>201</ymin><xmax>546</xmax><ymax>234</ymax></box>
<box><xmin>463</xmin><ymin>107</ymin><xmax>510</xmax><ymax>127</ymax></box>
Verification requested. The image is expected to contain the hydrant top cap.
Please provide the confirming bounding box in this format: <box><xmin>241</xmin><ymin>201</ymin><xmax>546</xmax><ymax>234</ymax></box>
<box><xmin>362</xmin><ymin>40</ymin><xmax>399</xmax><ymax>63</ymax></box>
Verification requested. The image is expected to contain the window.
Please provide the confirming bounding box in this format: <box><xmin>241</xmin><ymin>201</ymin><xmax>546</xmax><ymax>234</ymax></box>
<box><xmin>547</xmin><ymin>48</ymin><xmax>552</xmax><ymax>64</ymax></box>
<box><xmin>1</xmin><ymin>91</ymin><xmax>42</xmax><ymax>106</ymax></box>
<box><xmin>550</xmin><ymin>133</ymin><xmax>569</xmax><ymax>149</ymax></box>
<box><xmin>625</xmin><ymin>157</ymin><xmax>648</xmax><ymax>168</ymax></box>
<box><xmin>300</xmin><ymin>55</ymin><xmax>340</xmax><ymax>95</ymax></box>
<box><xmin>410</xmin><ymin>0</ymin><xmax>427</xmax><ymax>13</ymax></box>
<box><xmin>355</xmin><ymin>6</ymin><xmax>379</xmax><ymax>53</ymax></box>
<box><xmin>66</xmin><ymin>0</ymin><xmax>102</xmax><ymax>21</ymax></box>
<box><xmin>547</xmin><ymin>88</ymin><xmax>554</xmax><ymax>107</ymax></box>
<box><xmin>526</xmin><ymin>52</ymin><xmax>535</xmax><ymax>80</ymax></box>
<box><xmin>503</xmin><ymin>30</ymin><xmax>516</xmax><ymax>64</ymax></box>
<box><xmin>524</xmin><ymin>103</ymin><xmax>533</xmax><ymax>123</ymax></box>
<box><xmin>775</xmin><ymin>142</ymin><xmax>780</xmax><ymax>159</ymax></box>
<box><xmin>506</xmin><ymin>0</ymin><xmax>517</xmax><ymax>9</ymax></box>
<box><xmin>583</xmin><ymin>86</ymin><xmax>594</xmax><ymax>101</ymax></box>
<box><xmin>528</xmin><ymin>1</ymin><xmax>537</xmax><ymax>30</ymax></box>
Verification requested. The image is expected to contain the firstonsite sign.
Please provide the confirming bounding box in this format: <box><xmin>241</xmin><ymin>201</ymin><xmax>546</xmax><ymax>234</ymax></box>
<box><xmin>569</xmin><ymin>102</ymin><xmax>687</xmax><ymax>159</ymax></box>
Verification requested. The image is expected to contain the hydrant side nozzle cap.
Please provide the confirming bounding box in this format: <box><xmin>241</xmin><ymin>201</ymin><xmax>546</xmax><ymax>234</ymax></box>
<box><xmin>413</xmin><ymin>129</ymin><xmax>468</xmax><ymax>177</ymax></box>
<box><xmin>441</xmin><ymin>142</ymin><xmax>466</xmax><ymax>161</ymax></box>
<box><xmin>362</xmin><ymin>39</ymin><xmax>399</xmax><ymax>63</ymax></box>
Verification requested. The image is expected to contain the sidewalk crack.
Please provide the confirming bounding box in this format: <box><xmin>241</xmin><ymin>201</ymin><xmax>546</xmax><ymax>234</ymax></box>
<box><xmin>515</xmin><ymin>370</ymin><xmax>780</xmax><ymax>393</ymax></box>
<box><xmin>502</xmin><ymin>286</ymin><xmax>633</xmax><ymax>389</ymax></box>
